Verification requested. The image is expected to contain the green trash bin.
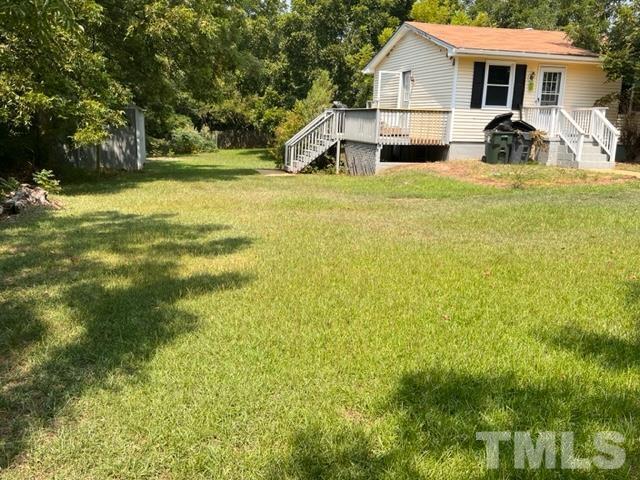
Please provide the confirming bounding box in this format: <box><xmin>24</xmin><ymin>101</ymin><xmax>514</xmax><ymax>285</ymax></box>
<box><xmin>484</xmin><ymin>131</ymin><xmax>514</xmax><ymax>164</ymax></box>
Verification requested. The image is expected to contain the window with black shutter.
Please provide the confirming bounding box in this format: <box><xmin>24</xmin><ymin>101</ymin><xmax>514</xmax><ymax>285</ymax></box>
<box><xmin>483</xmin><ymin>64</ymin><xmax>513</xmax><ymax>108</ymax></box>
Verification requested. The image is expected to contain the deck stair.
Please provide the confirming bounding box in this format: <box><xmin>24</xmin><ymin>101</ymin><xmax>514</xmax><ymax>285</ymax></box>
<box><xmin>557</xmin><ymin>140</ymin><xmax>612</xmax><ymax>169</ymax></box>
<box><xmin>524</xmin><ymin>107</ymin><xmax>620</xmax><ymax>169</ymax></box>
<box><xmin>284</xmin><ymin>110</ymin><xmax>340</xmax><ymax>173</ymax></box>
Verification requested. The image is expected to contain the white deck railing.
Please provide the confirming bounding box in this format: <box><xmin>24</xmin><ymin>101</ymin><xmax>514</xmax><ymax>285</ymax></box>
<box><xmin>557</xmin><ymin>109</ymin><xmax>586</xmax><ymax>161</ymax></box>
<box><xmin>522</xmin><ymin>106</ymin><xmax>559</xmax><ymax>136</ymax></box>
<box><xmin>340</xmin><ymin>109</ymin><xmax>378</xmax><ymax>143</ymax></box>
<box><xmin>338</xmin><ymin>108</ymin><xmax>450</xmax><ymax>146</ymax></box>
<box><xmin>284</xmin><ymin>110</ymin><xmax>338</xmax><ymax>172</ymax></box>
<box><xmin>590</xmin><ymin>109</ymin><xmax>619</xmax><ymax>159</ymax></box>
<box><xmin>284</xmin><ymin>107</ymin><xmax>453</xmax><ymax>172</ymax></box>
<box><xmin>568</xmin><ymin>107</ymin><xmax>608</xmax><ymax>134</ymax></box>
<box><xmin>523</xmin><ymin>106</ymin><xmax>619</xmax><ymax>162</ymax></box>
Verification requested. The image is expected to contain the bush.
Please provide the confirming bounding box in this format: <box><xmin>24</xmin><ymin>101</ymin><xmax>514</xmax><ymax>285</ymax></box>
<box><xmin>170</xmin><ymin>127</ymin><xmax>205</xmax><ymax>154</ymax></box>
<box><xmin>147</xmin><ymin>137</ymin><xmax>172</xmax><ymax>157</ymax></box>
<box><xmin>620</xmin><ymin>113</ymin><xmax>640</xmax><ymax>163</ymax></box>
<box><xmin>271</xmin><ymin>70</ymin><xmax>337</xmax><ymax>166</ymax></box>
<box><xmin>147</xmin><ymin>127</ymin><xmax>218</xmax><ymax>157</ymax></box>
<box><xmin>0</xmin><ymin>176</ymin><xmax>21</xmax><ymax>196</ymax></box>
<box><xmin>32</xmin><ymin>169</ymin><xmax>61</xmax><ymax>193</ymax></box>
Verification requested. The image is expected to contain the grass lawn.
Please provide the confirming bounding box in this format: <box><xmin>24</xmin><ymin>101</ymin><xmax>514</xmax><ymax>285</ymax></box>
<box><xmin>1</xmin><ymin>150</ymin><xmax>639</xmax><ymax>479</ymax></box>
<box><xmin>617</xmin><ymin>162</ymin><xmax>640</xmax><ymax>173</ymax></box>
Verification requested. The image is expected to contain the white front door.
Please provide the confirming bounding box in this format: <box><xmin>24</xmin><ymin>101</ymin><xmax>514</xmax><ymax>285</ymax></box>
<box><xmin>537</xmin><ymin>67</ymin><xmax>565</xmax><ymax>106</ymax></box>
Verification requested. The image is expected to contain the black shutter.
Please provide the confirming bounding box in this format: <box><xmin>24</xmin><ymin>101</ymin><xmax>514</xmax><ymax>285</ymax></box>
<box><xmin>512</xmin><ymin>64</ymin><xmax>527</xmax><ymax>110</ymax></box>
<box><xmin>470</xmin><ymin>62</ymin><xmax>486</xmax><ymax>109</ymax></box>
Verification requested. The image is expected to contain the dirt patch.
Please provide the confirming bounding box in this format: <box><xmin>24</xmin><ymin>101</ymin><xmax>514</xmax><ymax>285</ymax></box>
<box><xmin>339</xmin><ymin>407</ymin><xmax>367</xmax><ymax>424</ymax></box>
<box><xmin>382</xmin><ymin>161</ymin><xmax>638</xmax><ymax>188</ymax></box>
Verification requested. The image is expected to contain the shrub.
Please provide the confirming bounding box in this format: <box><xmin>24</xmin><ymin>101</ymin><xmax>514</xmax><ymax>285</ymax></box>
<box><xmin>620</xmin><ymin>113</ymin><xmax>640</xmax><ymax>163</ymax></box>
<box><xmin>32</xmin><ymin>169</ymin><xmax>61</xmax><ymax>193</ymax></box>
<box><xmin>0</xmin><ymin>176</ymin><xmax>21</xmax><ymax>196</ymax></box>
<box><xmin>169</xmin><ymin>127</ymin><xmax>204</xmax><ymax>154</ymax></box>
<box><xmin>271</xmin><ymin>70</ymin><xmax>337</xmax><ymax>166</ymax></box>
<box><xmin>147</xmin><ymin>136</ymin><xmax>172</xmax><ymax>157</ymax></box>
<box><xmin>170</xmin><ymin>127</ymin><xmax>217</xmax><ymax>155</ymax></box>
<box><xmin>148</xmin><ymin>127</ymin><xmax>218</xmax><ymax>157</ymax></box>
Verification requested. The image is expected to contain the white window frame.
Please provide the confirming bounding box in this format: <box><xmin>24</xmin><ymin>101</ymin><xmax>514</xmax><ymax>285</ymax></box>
<box><xmin>482</xmin><ymin>62</ymin><xmax>515</xmax><ymax>110</ymax></box>
<box><xmin>536</xmin><ymin>66</ymin><xmax>566</xmax><ymax>107</ymax></box>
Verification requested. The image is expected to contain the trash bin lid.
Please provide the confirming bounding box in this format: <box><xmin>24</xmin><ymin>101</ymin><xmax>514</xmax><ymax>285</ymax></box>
<box><xmin>484</xmin><ymin>113</ymin><xmax>513</xmax><ymax>131</ymax></box>
<box><xmin>511</xmin><ymin>119</ymin><xmax>536</xmax><ymax>132</ymax></box>
<box><xmin>495</xmin><ymin>122</ymin><xmax>515</xmax><ymax>132</ymax></box>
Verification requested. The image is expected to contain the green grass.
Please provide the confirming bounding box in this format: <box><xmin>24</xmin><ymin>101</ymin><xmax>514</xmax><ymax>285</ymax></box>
<box><xmin>1</xmin><ymin>149</ymin><xmax>639</xmax><ymax>479</ymax></box>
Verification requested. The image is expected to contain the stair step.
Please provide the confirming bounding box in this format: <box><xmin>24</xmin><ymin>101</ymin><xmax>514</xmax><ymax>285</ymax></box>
<box><xmin>581</xmin><ymin>154</ymin><xmax>608</xmax><ymax>162</ymax></box>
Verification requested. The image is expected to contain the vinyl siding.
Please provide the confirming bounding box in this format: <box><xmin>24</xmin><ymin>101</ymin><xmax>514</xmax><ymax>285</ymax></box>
<box><xmin>373</xmin><ymin>31</ymin><xmax>454</xmax><ymax>109</ymax></box>
<box><xmin>452</xmin><ymin>57</ymin><xmax>621</xmax><ymax>142</ymax></box>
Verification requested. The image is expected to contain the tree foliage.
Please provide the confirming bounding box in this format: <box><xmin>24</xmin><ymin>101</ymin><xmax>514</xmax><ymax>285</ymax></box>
<box><xmin>0</xmin><ymin>0</ymin><xmax>128</xmax><ymax>150</ymax></box>
<box><xmin>410</xmin><ymin>0</ymin><xmax>490</xmax><ymax>26</ymax></box>
<box><xmin>0</xmin><ymin>0</ymin><xmax>636</xmax><ymax>171</ymax></box>
<box><xmin>271</xmin><ymin>70</ymin><xmax>336</xmax><ymax>163</ymax></box>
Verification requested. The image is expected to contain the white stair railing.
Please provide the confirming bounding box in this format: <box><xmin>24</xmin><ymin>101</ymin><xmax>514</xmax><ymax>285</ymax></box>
<box><xmin>284</xmin><ymin>110</ymin><xmax>339</xmax><ymax>173</ymax></box>
<box><xmin>589</xmin><ymin>109</ymin><xmax>619</xmax><ymax>161</ymax></box>
<box><xmin>557</xmin><ymin>109</ymin><xmax>586</xmax><ymax>162</ymax></box>
<box><xmin>522</xmin><ymin>106</ymin><xmax>560</xmax><ymax>136</ymax></box>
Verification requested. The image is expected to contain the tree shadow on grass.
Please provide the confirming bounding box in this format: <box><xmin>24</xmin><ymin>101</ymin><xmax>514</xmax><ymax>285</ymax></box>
<box><xmin>539</xmin><ymin>281</ymin><xmax>640</xmax><ymax>372</ymax></box>
<box><xmin>271</xmin><ymin>368</ymin><xmax>638</xmax><ymax>479</ymax></box>
<box><xmin>0</xmin><ymin>210</ymin><xmax>253</xmax><ymax>467</ymax></box>
<box><xmin>234</xmin><ymin>148</ymin><xmax>276</xmax><ymax>163</ymax></box>
<box><xmin>62</xmin><ymin>158</ymin><xmax>260</xmax><ymax>196</ymax></box>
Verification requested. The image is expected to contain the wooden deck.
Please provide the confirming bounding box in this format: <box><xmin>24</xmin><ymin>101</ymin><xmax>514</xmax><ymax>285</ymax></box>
<box><xmin>336</xmin><ymin>108</ymin><xmax>451</xmax><ymax>146</ymax></box>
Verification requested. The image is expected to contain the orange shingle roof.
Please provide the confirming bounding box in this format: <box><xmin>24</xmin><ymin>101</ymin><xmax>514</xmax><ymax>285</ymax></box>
<box><xmin>406</xmin><ymin>22</ymin><xmax>598</xmax><ymax>57</ymax></box>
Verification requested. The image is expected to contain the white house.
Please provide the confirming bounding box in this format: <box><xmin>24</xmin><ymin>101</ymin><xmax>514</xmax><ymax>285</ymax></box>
<box><xmin>284</xmin><ymin>22</ymin><xmax>622</xmax><ymax>174</ymax></box>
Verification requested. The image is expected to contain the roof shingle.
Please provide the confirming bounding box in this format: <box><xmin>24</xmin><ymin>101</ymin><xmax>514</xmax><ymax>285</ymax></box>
<box><xmin>406</xmin><ymin>22</ymin><xmax>598</xmax><ymax>57</ymax></box>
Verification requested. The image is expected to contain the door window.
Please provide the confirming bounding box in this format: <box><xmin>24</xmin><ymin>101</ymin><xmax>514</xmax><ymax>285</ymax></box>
<box><xmin>540</xmin><ymin>70</ymin><xmax>563</xmax><ymax>106</ymax></box>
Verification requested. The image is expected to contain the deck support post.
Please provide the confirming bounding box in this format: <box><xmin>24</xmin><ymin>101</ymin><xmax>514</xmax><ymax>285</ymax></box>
<box><xmin>335</xmin><ymin>139</ymin><xmax>341</xmax><ymax>174</ymax></box>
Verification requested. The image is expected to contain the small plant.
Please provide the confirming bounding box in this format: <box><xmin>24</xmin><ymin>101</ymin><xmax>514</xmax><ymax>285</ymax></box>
<box><xmin>32</xmin><ymin>169</ymin><xmax>62</xmax><ymax>194</ymax></box>
<box><xmin>510</xmin><ymin>166</ymin><xmax>528</xmax><ymax>189</ymax></box>
<box><xmin>0</xmin><ymin>176</ymin><xmax>21</xmax><ymax>196</ymax></box>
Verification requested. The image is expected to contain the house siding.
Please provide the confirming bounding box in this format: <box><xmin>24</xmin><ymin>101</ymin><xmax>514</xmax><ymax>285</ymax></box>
<box><xmin>451</xmin><ymin>57</ymin><xmax>621</xmax><ymax>143</ymax></box>
<box><xmin>373</xmin><ymin>32</ymin><xmax>454</xmax><ymax>109</ymax></box>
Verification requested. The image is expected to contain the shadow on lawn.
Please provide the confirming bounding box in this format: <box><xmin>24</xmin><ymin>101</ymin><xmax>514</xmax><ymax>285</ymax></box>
<box><xmin>272</xmin><ymin>367</ymin><xmax>638</xmax><ymax>479</ymax></box>
<box><xmin>0</xmin><ymin>210</ymin><xmax>253</xmax><ymax>468</ymax></box>
<box><xmin>63</xmin><ymin>157</ymin><xmax>260</xmax><ymax>196</ymax></box>
<box><xmin>541</xmin><ymin>281</ymin><xmax>640</xmax><ymax>372</ymax></box>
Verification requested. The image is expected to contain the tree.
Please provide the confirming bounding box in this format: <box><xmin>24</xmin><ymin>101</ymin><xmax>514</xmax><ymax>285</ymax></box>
<box><xmin>602</xmin><ymin>0</ymin><xmax>640</xmax><ymax>160</ymax></box>
<box><xmin>410</xmin><ymin>0</ymin><xmax>491</xmax><ymax>26</ymax></box>
<box><xmin>96</xmin><ymin>0</ymin><xmax>250</xmax><ymax>138</ymax></box>
<box><xmin>410</xmin><ymin>0</ymin><xmax>451</xmax><ymax>23</ymax></box>
<box><xmin>0</xmin><ymin>0</ymin><xmax>129</xmax><ymax>168</ymax></box>
<box><xmin>271</xmin><ymin>70</ymin><xmax>336</xmax><ymax>162</ymax></box>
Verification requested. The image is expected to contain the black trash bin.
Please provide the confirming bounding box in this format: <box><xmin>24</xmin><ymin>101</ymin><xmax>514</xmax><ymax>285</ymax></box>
<box><xmin>509</xmin><ymin>119</ymin><xmax>536</xmax><ymax>164</ymax></box>
<box><xmin>483</xmin><ymin>114</ymin><xmax>536</xmax><ymax>164</ymax></box>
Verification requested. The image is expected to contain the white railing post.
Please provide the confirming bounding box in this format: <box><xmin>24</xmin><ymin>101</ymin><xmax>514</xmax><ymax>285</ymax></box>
<box><xmin>285</xmin><ymin>144</ymin><xmax>289</xmax><ymax>169</ymax></box>
<box><xmin>576</xmin><ymin>134</ymin><xmax>584</xmax><ymax>162</ymax></box>
<box><xmin>551</xmin><ymin>107</ymin><xmax>559</xmax><ymax>137</ymax></box>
